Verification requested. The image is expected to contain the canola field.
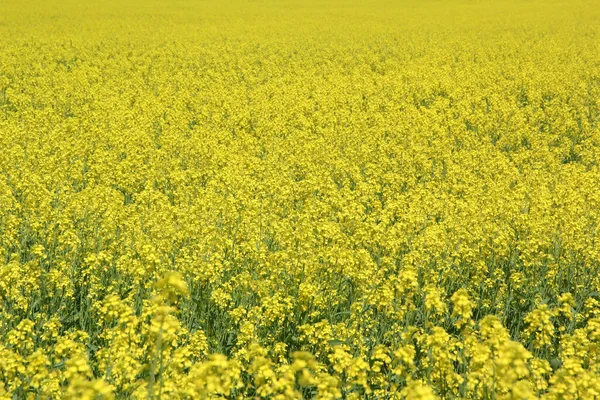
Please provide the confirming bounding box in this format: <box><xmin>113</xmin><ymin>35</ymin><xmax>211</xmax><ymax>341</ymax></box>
<box><xmin>1</xmin><ymin>0</ymin><xmax>600</xmax><ymax>398</ymax></box>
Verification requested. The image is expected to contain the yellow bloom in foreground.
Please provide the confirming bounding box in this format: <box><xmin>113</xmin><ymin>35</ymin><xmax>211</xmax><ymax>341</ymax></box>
<box><xmin>400</xmin><ymin>380</ymin><xmax>439</xmax><ymax>400</ymax></box>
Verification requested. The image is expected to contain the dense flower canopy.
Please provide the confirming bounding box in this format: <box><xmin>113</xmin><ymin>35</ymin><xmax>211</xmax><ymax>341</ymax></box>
<box><xmin>1</xmin><ymin>0</ymin><xmax>600</xmax><ymax>398</ymax></box>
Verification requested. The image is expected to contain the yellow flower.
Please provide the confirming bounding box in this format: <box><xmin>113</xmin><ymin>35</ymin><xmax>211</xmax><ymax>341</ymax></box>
<box><xmin>524</xmin><ymin>304</ymin><xmax>555</xmax><ymax>349</ymax></box>
<box><xmin>451</xmin><ymin>288</ymin><xmax>473</xmax><ymax>328</ymax></box>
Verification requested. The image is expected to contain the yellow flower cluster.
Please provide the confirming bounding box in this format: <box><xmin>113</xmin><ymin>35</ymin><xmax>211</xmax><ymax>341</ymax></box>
<box><xmin>1</xmin><ymin>0</ymin><xmax>600</xmax><ymax>398</ymax></box>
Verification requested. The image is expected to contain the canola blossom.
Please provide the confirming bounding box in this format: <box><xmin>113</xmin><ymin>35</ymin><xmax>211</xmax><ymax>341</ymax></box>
<box><xmin>1</xmin><ymin>0</ymin><xmax>600</xmax><ymax>398</ymax></box>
